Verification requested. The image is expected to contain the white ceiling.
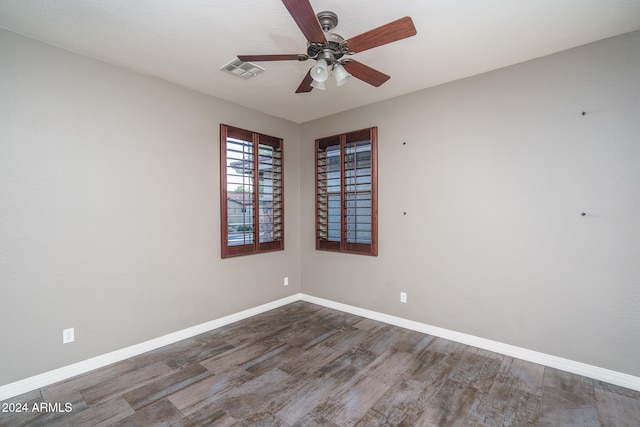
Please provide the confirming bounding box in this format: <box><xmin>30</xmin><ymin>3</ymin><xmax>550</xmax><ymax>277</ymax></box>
<box><xmin>1</xmin><ymin>0</ymin><xmax>639</xmax><ymax>123</ymax></box>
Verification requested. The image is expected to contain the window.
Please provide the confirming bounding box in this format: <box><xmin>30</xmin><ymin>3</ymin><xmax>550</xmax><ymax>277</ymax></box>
<box><xmin>220</xmin><ymin>124</ymin><xmax>283</xmax><ymax>258</ymax></box>
<box><xmin>316</xmin><ymin>127</ymin><xmax>378</xmax><ymax>256</ymax></box>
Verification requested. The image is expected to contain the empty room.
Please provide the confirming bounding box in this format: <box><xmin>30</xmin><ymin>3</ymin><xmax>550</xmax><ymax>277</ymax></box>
<box><xmin>1</xmin><ymin>0</ymin><xmax>639</xmax><ymax>425</ymax></box>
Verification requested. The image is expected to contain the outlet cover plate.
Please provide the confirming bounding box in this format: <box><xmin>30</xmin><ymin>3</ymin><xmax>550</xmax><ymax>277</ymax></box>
<box><xmin>63</xmin><ymin>328</ymin><xmax>74</xmax><ymax>344</ymax></box>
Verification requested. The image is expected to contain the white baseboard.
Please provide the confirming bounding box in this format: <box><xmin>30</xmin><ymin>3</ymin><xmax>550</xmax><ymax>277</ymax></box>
<box><xmin>2</xmin><ymin>291</ymin><xmax>638</xmax><ymax>401</ymax></box>
<box><xmin>300</xmin><ymin>294</ymin><xmax>640</xmax><ymax>392</ymax></box>
<box><xmin>0</xmin><ymin>294</ymin><xmax>301</xmax><ymax>401</ymax></box>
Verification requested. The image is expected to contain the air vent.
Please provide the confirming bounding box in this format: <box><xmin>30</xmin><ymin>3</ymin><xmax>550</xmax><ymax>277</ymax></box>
<box><xmin>221</xmin><ymin>59</ymin><xmax>265</xmax><ymax>80</ymax></box>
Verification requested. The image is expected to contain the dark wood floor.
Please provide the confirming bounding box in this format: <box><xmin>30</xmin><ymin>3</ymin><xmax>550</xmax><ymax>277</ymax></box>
<box><xmin>1</xmin><ymin>301</ymin><xmax>639</xmax><ymax>426</ymax></box>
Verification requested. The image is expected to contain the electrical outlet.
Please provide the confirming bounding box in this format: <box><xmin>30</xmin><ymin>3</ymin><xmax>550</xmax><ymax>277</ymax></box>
<box><xmin>63</xmin><ymin>328</ymin><xmax>74</xmax><ymax>344</ymax></box>
<box><xmin>400</xmin><ymin>292</ymin><xmax>407</xmax><ymax>303</ymax></box>
<box><xmin>284</xmin><ymin>277</ymin><xmax>289</xmax><ymax>286</ymax></box>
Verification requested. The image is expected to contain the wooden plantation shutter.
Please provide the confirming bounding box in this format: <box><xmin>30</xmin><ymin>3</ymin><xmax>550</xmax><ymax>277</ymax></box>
<box><xmin>315</xmin><ymin>127</ymin><xmax>378</xmax><ymax>256</ymax></box>
<box><xmin>220</xmin><ymin>124</ymin><xmax>284</xmax><ymax>258</ymax></box>
<box><xmin>257</xmin><ymin>133</ymin><xmax>284</xmax><ymax>252</ymax></box>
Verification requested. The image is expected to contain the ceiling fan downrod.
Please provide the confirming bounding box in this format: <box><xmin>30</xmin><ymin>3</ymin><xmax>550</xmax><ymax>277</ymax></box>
<box><xmin>306</xmin><ymin>11</ymin><xmax>350</xmax><ymax>65</ymax></box>
<box><xmin>316</xmin><ymin>11</ymin><xmax>338</xmax><ymax>31</ymax></box>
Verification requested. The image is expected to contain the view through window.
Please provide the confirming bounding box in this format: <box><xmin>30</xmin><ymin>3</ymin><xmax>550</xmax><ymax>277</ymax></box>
<box><xmin>220</xmin><ymin>124</ymin><xmax>283</xmax><ymax>258</ymax></box>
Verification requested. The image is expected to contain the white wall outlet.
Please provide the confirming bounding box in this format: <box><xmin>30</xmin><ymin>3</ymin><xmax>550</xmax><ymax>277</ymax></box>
<box><xmin>284</xmin><ymin>277</ymin><xmax>289</xmax><ymax>286</ymax></box>
<box><xmin>63</xmin><ymin>328</ymin><xmax>74</xmax><ymax>344</ymax></box>
<box><xmin>400</xmin><ymin>292</ymin><xmax>407</xmax><ymax>303</ymax></box>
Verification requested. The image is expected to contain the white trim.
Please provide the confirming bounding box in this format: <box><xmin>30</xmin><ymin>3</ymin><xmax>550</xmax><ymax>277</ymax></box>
<box><xmin>2</xmin><ymin>291</ymin><xmax>638</xmax><ymax>401</ymax></box>
<box><xmin>0</xmin><ymin>294</ymin><xmax>301</xmax><ymax>401</ymax></box>
<box><xmin>300</xmin><ymin>294</ymin><xmax>640</xmax><ymax>392</ymax></box>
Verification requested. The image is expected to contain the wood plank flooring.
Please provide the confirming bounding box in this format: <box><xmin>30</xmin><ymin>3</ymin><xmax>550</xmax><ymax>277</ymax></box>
<box><xmin>1</xmin><ymin>301</ymin><xmax>639</xmax><ymax>426</ymax></box>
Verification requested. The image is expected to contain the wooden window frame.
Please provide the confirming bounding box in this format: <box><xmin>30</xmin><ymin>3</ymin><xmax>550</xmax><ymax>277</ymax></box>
<box><xmin>220</xmin><ymin>124</ymin><xmax>284</xmax><ymax>258</ymax></box>
<box><xmin>315</xmin><ymin>127</ymin><xmax>378</xmax><ymax>256</ymax></box>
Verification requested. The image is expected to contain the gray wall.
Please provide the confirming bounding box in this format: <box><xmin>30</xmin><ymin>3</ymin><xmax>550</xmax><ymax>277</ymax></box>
<box><xmin>300</xmin><ymin>31</ymin><xmax>640</xmax><ymax>377</ymax></box>
<box><xmin>0</xmin><ymin>29</ymin><xmax>301</xmax><ymax>386</ymax></box>
<box><xmin>2</xmin><ymin>27</ymin><xmax>639</xmax><ymax>388</ymax></box>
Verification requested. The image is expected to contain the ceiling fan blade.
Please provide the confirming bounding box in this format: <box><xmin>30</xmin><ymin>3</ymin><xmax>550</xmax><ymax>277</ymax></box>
<box><xmin>237</xmin><ymin>54</ymin><xmax>307</xmax><ymax>62</ymax></box>
<box><xmin>281</xmin><ymin>0</ymin><xmax>326</xmax><ymax>44</ymax></box>
<box><xmin>343</xmin><ymin>60</ymin><xmax>390</xmax><ymax>87</ymax></box>
<box><xmin>295</xmin><ymin>70</ymin><xmax>314</xmax><ymax>93</ymax></box>
<box><xmin>345</xmin><ymin>16</ymin><xmax>416</xmax><ymax>53</ymax></box>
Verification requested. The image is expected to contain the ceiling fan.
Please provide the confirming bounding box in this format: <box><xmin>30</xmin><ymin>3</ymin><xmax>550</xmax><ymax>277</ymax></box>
<box><xmin>237</xmin><ymin>0</ymin><xmax>417</xmax><ymax>93</ymax></box>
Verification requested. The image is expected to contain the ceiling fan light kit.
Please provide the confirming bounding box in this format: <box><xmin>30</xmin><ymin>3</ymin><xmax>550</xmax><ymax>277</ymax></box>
<box><xmin>311</xmin><ymin>58</ymin><xmax>330</xmax><ymax>82</ymax></box>
<box><xmin>237</xmin><ymin>0</ymin><xmax>417</xmax><ymax>93</ymax></box>
<box><xmin>333</xmin><ymin>64</ymin><xmax>351</xmax><ymax>87</ymax></box>
<box><xmin>310</xmin><ymin>79</ymin><xmax>326</xmax><ymax>90</ymax></box>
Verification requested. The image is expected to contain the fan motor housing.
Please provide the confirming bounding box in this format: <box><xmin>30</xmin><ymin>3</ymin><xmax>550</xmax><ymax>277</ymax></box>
<box><xmin>307</xmin><ymin>33</ymin><xmax>346</xmax><ymax>60</ymax></box>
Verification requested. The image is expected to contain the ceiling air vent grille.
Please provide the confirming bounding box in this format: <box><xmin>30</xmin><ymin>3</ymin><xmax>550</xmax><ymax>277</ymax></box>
<box><xmin>221</xmin><ymin>59</ymin><xmax>265</xmax><ymax>80</ymax></box>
